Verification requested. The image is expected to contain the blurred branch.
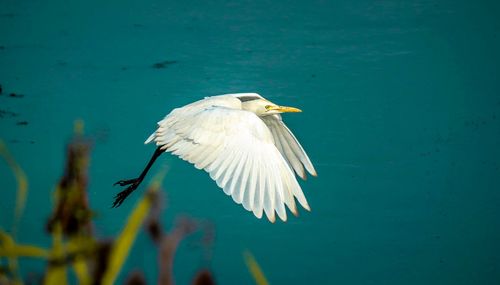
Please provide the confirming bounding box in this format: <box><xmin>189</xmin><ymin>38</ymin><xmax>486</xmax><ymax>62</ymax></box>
<box><xmin>144</xmin><ymin>186</ymin><xmax>214</xmax><ymax>285</ymax></box>
<box><xmin>157</xmin><ymin>217</ymin><xmax>198</xmax><ymax>285</ymax></box>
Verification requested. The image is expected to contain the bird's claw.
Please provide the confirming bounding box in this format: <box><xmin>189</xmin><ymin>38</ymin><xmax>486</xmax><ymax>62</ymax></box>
<box><xmin>112</xmin><ymin>188</ymin><xmax>131</xmax><ymax>207</ymax></box>
<box><xmin>112</xmin><ymin>178</ymin><xmax>142</xmax><ymax>208</ymax></box>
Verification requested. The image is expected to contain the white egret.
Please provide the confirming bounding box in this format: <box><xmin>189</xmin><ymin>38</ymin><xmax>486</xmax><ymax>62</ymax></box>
<box><xmin>113</xmin><ymin>93</ymin><xmax>316</xmax><ymax>222</ymax></box>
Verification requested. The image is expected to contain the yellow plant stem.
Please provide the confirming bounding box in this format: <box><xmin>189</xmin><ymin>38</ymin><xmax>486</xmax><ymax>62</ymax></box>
<box><xmin>101</xmin><ymin>170</ymin><xmax>166</xmax><ymax>285</ymax></box>
<box><xmin>0</xmin><ymin>140</ymin><xmax>29</xmax><ymax>238</ymax></box>
<box><xmin>243</xmin><ymin>250</ymin><xmax>270</xmax><ymax>285</ymax></box>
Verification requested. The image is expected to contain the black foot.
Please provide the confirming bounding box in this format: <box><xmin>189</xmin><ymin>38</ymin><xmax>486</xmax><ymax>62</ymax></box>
<box><xmin>112</xmin><ymin>178</ymin><xmax>142</xmax><ymax>208</ymax></box>
<box><xmin>114</xmin><ymin>178</ymin><xmax>140</xmax><ymax>186</ymax></box>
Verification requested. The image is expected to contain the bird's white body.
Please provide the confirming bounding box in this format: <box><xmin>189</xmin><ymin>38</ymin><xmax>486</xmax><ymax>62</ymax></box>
<box><xmin>145</xmin><ymin>93</ymin><xmax>316</xmax><ymax>222</ymax></box>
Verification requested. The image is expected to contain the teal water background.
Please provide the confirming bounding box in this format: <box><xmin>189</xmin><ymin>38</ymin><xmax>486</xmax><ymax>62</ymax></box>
<box><xmin>1</xmin><ymin>0</ymin><xmax>499</xmax><ymax>284</ymax></box>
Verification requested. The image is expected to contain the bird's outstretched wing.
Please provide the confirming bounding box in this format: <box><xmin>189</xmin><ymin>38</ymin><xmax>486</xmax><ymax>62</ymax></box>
<box><xmin>145</xmin><ymin>95</ymin><xmax>309</xmax><ymax>222</ymax></box>
<box><xmin>260</xmin><ymin>114</ymin><xmax>317</xmax><ymax>180</ymax></box>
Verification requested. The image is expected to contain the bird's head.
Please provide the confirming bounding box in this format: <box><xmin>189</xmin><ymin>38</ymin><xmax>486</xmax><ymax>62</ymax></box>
<box><xmin>235</xmin><ymin>93</ymin><xmax>302</xmax><ymax>116</ymax></box>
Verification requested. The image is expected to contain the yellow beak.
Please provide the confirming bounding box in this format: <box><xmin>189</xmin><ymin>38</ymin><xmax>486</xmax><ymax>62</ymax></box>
<box><xmin>270</xmin><ymin>105</ymin><xmax>302</xmax><ymax>113</ymax></box>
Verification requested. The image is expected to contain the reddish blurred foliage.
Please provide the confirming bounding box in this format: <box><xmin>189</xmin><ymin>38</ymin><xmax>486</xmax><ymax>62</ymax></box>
<box><xmin>124</xmin><ymin>270</ymin><xmax>147</xmax><ymax>285</ymax></box>
<box><xmin>143</xmin><ymin>190</ymin><xmax>217</xmax><ymax>284</ymax></box>
<box><xmin>192</xmin><ymin>269</ymin><xmax>216</xmax><ymax>285</ymax></box>
<box><xmin>91</xmin><ymin>240</ymin><xmax>113</xmax><ymax>285</ymax></box>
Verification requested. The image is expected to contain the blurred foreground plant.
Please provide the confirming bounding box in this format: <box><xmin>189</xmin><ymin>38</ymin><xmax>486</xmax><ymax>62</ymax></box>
<box><xmin>46</xmin><ymin>120</ymin><xmax>93</xmax><ymax>237</ymax></box>
<box><xmin>1</xmin><ymin>120</ymin><xmax>269</xmax><ymax>285</ymax></box>
<box><xmin>0</xmin><ymin>121</ymin><xmax>219</xmax><ymax>285</ymax></box>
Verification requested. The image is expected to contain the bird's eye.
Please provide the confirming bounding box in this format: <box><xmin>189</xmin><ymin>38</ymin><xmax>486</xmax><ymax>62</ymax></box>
<box><xmin>265</xmin><ymin>105</ymin><xmax>272</xmax><ymax>110</ymax></box>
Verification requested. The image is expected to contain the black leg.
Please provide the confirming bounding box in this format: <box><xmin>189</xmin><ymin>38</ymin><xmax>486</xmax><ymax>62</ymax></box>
<box><xmin>112</xmin><ymin>146</ymin><xmax>164</xmax><ymax>207</ymax></box>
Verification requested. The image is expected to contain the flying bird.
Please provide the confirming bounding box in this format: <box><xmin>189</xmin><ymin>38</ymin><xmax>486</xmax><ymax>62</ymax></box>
<box><xmin>113</xmin><ymin>93</ymin><xmax>317</xmax><ymax>222</ymax></box>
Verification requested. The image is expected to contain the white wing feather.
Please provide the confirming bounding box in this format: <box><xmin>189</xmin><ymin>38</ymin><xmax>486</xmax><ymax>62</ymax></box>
<box><xmin>146</xmin><ymin>95</ymin><xmax>310</xmax><ymax>222</ymax></box>
<box><xmin>261</xmin><ymin>114</ymin><xmax>317</xmax><ymax>179</ymax></box>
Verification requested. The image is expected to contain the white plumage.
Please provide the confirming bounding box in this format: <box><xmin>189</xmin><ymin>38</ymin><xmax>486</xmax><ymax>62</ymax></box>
<box><xmin>144</xmin><ymin>93</ymin><xmax>316</xmax><ymax>222</ymax></box>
